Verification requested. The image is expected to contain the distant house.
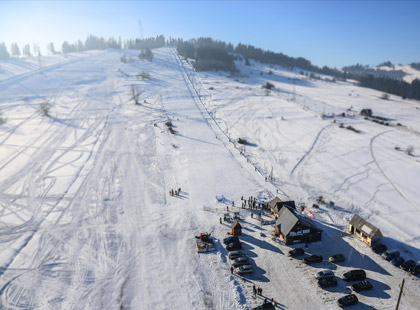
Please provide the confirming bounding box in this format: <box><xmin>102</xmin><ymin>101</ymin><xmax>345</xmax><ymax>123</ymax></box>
<box><xmin>275</xmin><ymin>207</ymin><xmax>322</xmax><ymax>245</ymax></box>
<box><xmin>360</xmin><ymin>109</ymin><xmax>372</xmax><ymax>117</ymax></box>
<box><xmin>348</xmin><ymin>214</ymin><xmax>383</xmax><ymax>247</ymax></box>
<box><xmin>230</xmin><ymin>219</ymin><xmax>242</xmax><ymax>236</ymax></box>
<box><xmin>272</xmin><ymin>201</ymin><xmax>296</xmax><ymax>219</ymax></box>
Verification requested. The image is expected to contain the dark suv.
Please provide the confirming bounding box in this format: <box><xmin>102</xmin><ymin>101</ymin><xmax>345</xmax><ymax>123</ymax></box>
<box><xmin>226</xmin><ymin>242</ymin><xmax>242</xmax><ymax>251</ymax></box>
<box><xmin>351</xmin><ymin>280</ymin><xmax>372</xmax><ymax>292</ymax></box>
<box><xmin>223</xmin><ymin>236</ymin><xmax>239</xmax><ymax>245</ymax></box>
<box><xmin>343</xmin><ymin>269</ymin><xmax>366</xmax><ymax>282</ymax></box>
<box><xmin>338</xmin><ymin>294</ymin><xmax>358</xmax><ymax>307</ymax></box>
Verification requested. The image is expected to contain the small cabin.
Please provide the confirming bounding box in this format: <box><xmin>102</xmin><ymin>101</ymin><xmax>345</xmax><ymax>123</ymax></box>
<box><xmin>348</xmin><ymin>214</ymin><xmax>383</xmax><ymax>247</ymax></box>
<box><xmin>230</xmin><ymin>219</ymin><xmax>242</xmax><ymax>236</ymax></box>
<box><xmin>275</xmin><ymin>207</ymin><xmax>322</xmax><ymax>245</ymax></box>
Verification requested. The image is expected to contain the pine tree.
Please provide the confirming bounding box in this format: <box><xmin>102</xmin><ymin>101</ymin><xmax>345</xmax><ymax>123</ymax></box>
<box><xmin>0</xmin><ymin>42</ymin><xmax>10</xmax><ymax>59</ymax></box>
<box><xmin>10</xmin><ymin>43</ymin><xmax>21</xmax><ymax>57</ymax></box>
<box><xmin>23</xmin><ymin>44</ymin><xmax>31</xmax><ymax>56</ymax></box>
<box><xmin>47</xmin><ymin>42</ymin><xmax>56</xmax><ymax>54</ymax></box>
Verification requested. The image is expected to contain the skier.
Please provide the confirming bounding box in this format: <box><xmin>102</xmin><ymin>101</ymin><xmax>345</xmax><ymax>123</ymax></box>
<box><xmin>252</xmin><ymin>285</ymin><xmax>256</xmax><ymax>297</ymax></box>
<box><xmin>230</xmin><ymin>266</ymin><xmax>234</xmax><ymax>274</ymax></box>
<box><xmin>219</xmin><ymin>217</ymin><xmax>222</xmax><ymax>224</ymax></box>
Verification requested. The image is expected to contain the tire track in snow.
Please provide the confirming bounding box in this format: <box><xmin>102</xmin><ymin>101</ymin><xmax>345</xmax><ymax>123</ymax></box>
<box><xmin>369</xmin><ymin>130</ymin><xmax>419</xmax><ymax>211</ymax></box>
<box><xmin>290</xmin><ymin>124</ymin><xmax>332</xmax><ymax>176</ymax></box>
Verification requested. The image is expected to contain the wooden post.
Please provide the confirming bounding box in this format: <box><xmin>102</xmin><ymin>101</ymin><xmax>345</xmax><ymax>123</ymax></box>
<box><xmin>395</xmin><ymin>278</ymin><xmax>405</xmax><ymax>310</ymax></box>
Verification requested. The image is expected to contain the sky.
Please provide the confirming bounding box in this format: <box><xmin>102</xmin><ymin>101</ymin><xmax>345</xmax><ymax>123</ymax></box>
<box><xmin>1</xmin><ymin>0</ymin><xmax>420</xmax><ymax>68</ymax></box>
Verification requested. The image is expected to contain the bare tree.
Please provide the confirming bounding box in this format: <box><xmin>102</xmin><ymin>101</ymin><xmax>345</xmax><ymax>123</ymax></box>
<box><xmin>406</xmin><ymin>145</ymin><xmax>414</xmax><ymax>156</ymax></box>
<box><xmin>39</xmin><ymin>101</ymin><xmax>52</xmax><ymax>117</ymax></box>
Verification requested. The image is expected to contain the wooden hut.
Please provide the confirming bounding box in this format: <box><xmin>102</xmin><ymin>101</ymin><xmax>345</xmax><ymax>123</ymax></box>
<box><xmin>275</xmin><ymin>207</ymin><xmax>322</xmax><ymax>245</ymax></box>
<box><xmin>230</xmin><ymin>219</ymin><xmax>242</xmax><ymax>236</ymax></box>
<box><xmin>348</xmin><ymin>214</ymin><xmax>383</xmax><ymax>247</ymax></box>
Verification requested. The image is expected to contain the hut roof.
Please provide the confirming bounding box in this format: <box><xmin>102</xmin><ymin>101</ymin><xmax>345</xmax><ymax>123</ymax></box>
<box><xmin>269</xmin><ymin>197</ymin><xmax>282</xmax><ymax>210</ymax></box>
<box><xmin>349</xmin><ymin>214</ymin><xmax>383</xmax><ymax>240</ymax></box>
<box><xmin>274</xmin><ymin>201</ymin><xmax>296</xmax><ymax>213</ymax></box>
<box><xmin>275</xmin><ymin>207</ymin><xmax>321</xmax><ymax>236</ymax></box>
<box><xmin>231</xmin><ymin>219</ymin><xmax>242</xmax><ymax>229</ymax></box>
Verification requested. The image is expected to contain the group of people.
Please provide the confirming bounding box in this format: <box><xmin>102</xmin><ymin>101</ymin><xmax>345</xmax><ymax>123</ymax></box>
<box><xmin>252</xmin><ymin>285</ymin><xmax>263</xmax><ymax>296</ymax></box>
<box><xmin>240</xmin><ymin>195</ymin><xmax>262</xmax><ymax>209</ymax></box>
<box><xmin>169</xmin><ymin>187</ymin><xmax>181</xmax><ymax>196</ymax></box>
<box><xmin>253</xmin><ymin>285</ymin><xmax>277</xmax><ymax>306</ymax></box>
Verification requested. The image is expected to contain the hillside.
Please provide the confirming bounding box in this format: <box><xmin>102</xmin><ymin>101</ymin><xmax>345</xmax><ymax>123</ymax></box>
<box><xmin>0</xmin><ymin>48</ymin><xmax>419</xmax><ymax>309</ymax></box>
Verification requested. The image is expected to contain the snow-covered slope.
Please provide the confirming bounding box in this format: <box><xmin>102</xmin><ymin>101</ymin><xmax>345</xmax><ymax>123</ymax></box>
<box><xmin>0</xmin><ymin>48</ymin><xmax>419</xmax><ymax>310</ymax></box>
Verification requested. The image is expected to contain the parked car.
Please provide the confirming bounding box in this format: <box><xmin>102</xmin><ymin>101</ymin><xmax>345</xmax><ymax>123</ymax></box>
<box><xmin>288</xmin><ymin>248</ymin><xmax>305</xmax><ymax>257</ymax></box>
<box><xmin>351</xmin><ymin>280</ymin><xmax>373</xmax><ymax>292</ymax></box>
<box><xmin>304</xmin><ymin>255</ymin><xmax>323</xmax><ymax>264</ymax></box>
<box><xmin>232</xmin><ymin>257</ymin><xmax>249</xmax><ymax>268</ymax></box>
<box><xmin>411</xmin><ymin>265</ymin><xmax>420</xmax><ymax>275</ymax></box>
<box><xmin>223</xmin><ymin>236</ymin><xmax>239</xmax><ymax>245</ymax></box>
<box><xmin>390</xmin><ymin>256</ymin><xmax>405</xmax><ymax>267</ymax></box>
<box><xmin>372</xmin><ymin>243</ymin><xmax>387</xmax><ymax>254</ymax></box>
<box><xmin>226</xmin><ymin>242</ymin><xmax>242</xmax><ymax>251</ymax></box>
<box><xmin>236</xmin><ymin>264</ymin><xmax>253</xmax><ymax>274</ymax></box>
<box><xmin>343</xmin><ymin>269</ymin><xmax>366</xmax><ymax>282</ymax></box>
<box><xmin>315</xmin><ymin>270</ymin><xmax>335</xmax><ymax>280</ymax></box>
<box><xmin>329</xmin><ymin>254</ymin><xmax>345</xmax><ymax>263</ymax></box>
<box><xmin>251</xmin><ymin>302</ymin><xmax>275</xmax><ymax>310</ymax></box>
<box><xmin>382</xmin><ymin>249</ymin><xmax>400</xmax><ymax>261</ymax></box>
<box><xmin>318</xmin><ymin>277</ymin><xmax>338</xmax><ymax>288</ymax></box>
<box><xmin>228</xmin><ymin>250</ymin><xmax>245</xmax><ymax>260</ymax></box>
<box><xmin>338</xmin><ymin>294</ymin><xmax>358</xmax><ymax>308</ymax></box>
<box><xmin>400</xmin><ymin>260</ymin><xmax>416</xmax><ymax>272</ymax></box>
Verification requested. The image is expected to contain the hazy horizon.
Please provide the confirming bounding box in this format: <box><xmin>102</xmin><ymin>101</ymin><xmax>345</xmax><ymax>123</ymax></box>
<box><xmin>1</xmin><ymin>0</ymin><xmax>420</xmax><ymax>68</ymax></box>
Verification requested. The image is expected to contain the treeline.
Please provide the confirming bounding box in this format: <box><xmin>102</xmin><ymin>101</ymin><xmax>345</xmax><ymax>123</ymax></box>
<box><xmin>359</xmin><ymin>74</ymin><xmax>420</xmax><ymax>100</ymax></box>
<box><xmin>177</xmin><ymin>38</ymin><xmax>237</xmax><ymax>73</ymax></box>
<box><xmin>0</xmin><ymin>35</ymin><xmax>176</xmax><ymax>59</ymax></box>
<box><xmin>411</xmin><ymin>62</ymin><xmax>420</xmax><ymax>71</ymax></box>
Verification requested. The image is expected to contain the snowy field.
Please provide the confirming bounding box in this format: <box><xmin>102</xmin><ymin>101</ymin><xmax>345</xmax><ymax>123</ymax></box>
<box><xmin>0</xmin><ymin>47</ymin><xmax>419</xmax><ymax>309</ymax></box>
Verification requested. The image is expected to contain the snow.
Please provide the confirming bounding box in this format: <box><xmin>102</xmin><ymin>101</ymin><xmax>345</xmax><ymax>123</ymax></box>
<box><xmin>0</xmin><ymin>47</ymin><xmax>419</xmax><ymax>309</ymax></box>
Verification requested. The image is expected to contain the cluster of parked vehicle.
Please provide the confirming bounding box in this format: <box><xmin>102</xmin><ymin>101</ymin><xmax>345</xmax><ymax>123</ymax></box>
<box><xmin>288</xmin><ymin>248</ymin><xmax>374</xmax><ymax>307</ymax></box>
<box><xmin>372</xmin><ymin>244</ymin><xmax>420</xmax><ymax>275</ymax></box>
<box><xmin>223</xmin><ymin>236</ymin><xmax>254</xmax><ymax>275</ymax></box>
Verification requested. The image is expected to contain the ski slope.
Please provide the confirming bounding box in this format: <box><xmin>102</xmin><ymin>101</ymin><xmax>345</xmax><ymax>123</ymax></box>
<box><xmin>0</xmin><ymin>47</ymin><xmax>419</xmax><ymax>309</ymax></box>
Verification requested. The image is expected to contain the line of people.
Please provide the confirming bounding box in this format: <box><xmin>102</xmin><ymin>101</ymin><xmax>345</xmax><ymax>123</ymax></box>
<box><xmin>169</xmin><ymin>187</ymin><xmax>182</xmax><ymax>196</ymax></box>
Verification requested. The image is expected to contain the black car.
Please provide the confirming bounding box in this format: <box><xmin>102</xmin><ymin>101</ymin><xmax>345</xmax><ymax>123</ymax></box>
<box><xmin>226</xmin><ymin>241</ymin><xmax>242</xmax><ymax>251</ymax></box>
<box><xmin>411</xmin><ymin>265</ymin><xmax>420</xmax><ymax>275</ymax></box>
<box><xmin>223</xmin><ymin>236</ymin><xmax>239</xmax><ymax>245</ymax></box>
<box><xmin>338</xmin><ymin>294</ymin><xmax>358</xmax><ymax>308</ymax></box>
<box><xmin>318</xmin><ymin>277</ymin><xmax>338</xmax><ymax>288</ymax></box>
<box><xmin>252</xmin><ymin>302</ymin><xmax>275</xmax><ymax>310</ymax></box>
<box><xmin>351</xmin><ymin>280</ymin><xmax>373</xmax><ymax>292</ymax></box>
<box><xmin>343</xmin><ymin>269</ymin><xmax>366</xmax><ymax>282</ymax></box>
<box><xmin>372</xmin><ymin>243</ymin><xmax>387</xmax><ymax>254</ymax></box>
<box><xmin>400</xmin><ymin>260</ymin><xmax>416</xmax><ymax>272</ymax></box>
<box><xmin>304</xmin><ymin>255</ymin><xmax>323</xmax><ymax>264</ymax></box>
<box><xmin>288</xmin><ymin>248</ymin><xmax>305</xmax><ymax>257</ymax></box>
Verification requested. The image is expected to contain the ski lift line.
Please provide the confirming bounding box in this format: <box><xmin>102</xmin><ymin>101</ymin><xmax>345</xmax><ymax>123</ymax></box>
<box><xmin>173</xmin><ymin>50</ymin><xmax>273</xmax><ymax>194</ymax></box>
